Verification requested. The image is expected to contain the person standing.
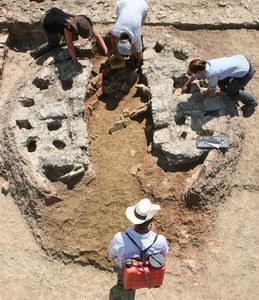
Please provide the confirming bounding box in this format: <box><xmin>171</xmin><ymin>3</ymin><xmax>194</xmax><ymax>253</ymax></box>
<box><xmin>182</xmin><ymin>55</ymin><xmax>257</xmax><ymax>115</ymax></box>
<box><xmin>109</xmin><ymin>0</ymin><xmax>149</xmax><ymax>65</ymax></box>
<box><xmin>30</xmin><ymin>7</ymin><xmax>108</xmax><ymax>69</ymax></box>
<box><xmin>108</xmin><ymin>198</ymin><xmax>169</xmax><ymax>289</ymax></box>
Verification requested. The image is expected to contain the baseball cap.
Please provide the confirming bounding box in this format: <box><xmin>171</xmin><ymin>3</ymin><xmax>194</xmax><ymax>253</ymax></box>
<box><xmin>117</xmin><ymin>40</ymin><xmax>132</xmax><ymax>56</ymax></box>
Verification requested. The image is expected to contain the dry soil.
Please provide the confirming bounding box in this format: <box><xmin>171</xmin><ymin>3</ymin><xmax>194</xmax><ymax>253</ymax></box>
<box><xmin>0</xmin><ymin>27</ymin><xmax>258</xmax><ymax>300</ymax></box>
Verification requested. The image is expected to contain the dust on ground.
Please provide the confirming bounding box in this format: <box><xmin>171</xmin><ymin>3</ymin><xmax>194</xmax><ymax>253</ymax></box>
<box><xmin>0</xmin><ymin>28</ymin><xmax>258</xmax><ymax>300</ymax></box>
<box><xmin>1</xmin><ymin>183</ymin><xmax>258</xmax><ymax>300</ymax></box>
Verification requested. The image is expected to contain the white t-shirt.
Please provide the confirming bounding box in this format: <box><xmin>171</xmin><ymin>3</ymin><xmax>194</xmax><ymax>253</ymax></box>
<box><xmin>193</xmin><ymin>55</ymin><xmax>250</xmax><ymax>90</ymax></box>
<box><xmin>111</xmin><ymin>0</ymin><xmax>149</xmax><ymax>53</ymax></box>
<box><xmin>108</xmin><ymin>226</ymin><xmax>169</xmax><ymax>267</ymax></box>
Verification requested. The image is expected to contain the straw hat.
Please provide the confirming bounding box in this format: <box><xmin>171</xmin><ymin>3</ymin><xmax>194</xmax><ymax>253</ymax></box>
<box><xmin>126</xmin><ymin>198</ymin><xmax>161</xmax><ymax>225</ymax></box>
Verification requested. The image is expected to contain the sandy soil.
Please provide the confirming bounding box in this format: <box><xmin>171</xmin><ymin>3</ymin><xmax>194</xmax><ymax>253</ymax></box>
<box><xmin>0</xmin><ymin>28</ymin><xmax>258</xmax><ymax>299</ymax></box>
<box><xmin>1</xmin><ymin>182</ymin><xmax>258</xmax><ymax>300</ymax></box>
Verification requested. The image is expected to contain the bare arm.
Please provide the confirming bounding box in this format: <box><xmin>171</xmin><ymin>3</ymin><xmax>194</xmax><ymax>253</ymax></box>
<box><xmin>64</xmin><ymin>28</ymin><xmax>80</xmax><ymax>68</ymax></box>
<box><xmin>109</xmin><ymin>32</ymin><xmax>117</xmax><ymax>54</ymax></box>
<box><xmin>91</xmin><ymin>29</ymin><xmax>108</xmax><ymax>55</ymax></box>
<box><xmin>181</xmin><ymin>75</ymin><xmax>196</xmax><ymax>94</ymax></box>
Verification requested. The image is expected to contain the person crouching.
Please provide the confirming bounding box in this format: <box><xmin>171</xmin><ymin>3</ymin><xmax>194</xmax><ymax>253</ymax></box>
<box><xmin>30</xmin><ymin>7</ymin><xmax>108</xmax><ymax>69</ymax></box>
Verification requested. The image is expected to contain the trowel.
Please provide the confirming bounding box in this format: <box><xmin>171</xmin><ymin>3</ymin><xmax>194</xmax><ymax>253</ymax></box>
<box><xmin>108</xmin><ymin>54</ymin><xmax>126</xmax><ymax>70</ymax></box>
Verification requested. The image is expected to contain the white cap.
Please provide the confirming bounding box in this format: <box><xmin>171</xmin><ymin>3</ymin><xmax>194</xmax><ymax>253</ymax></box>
<box><xmin>117</xmin><ymin>40</ymin><xmax>132</xmax><ymax>56</ymax></box>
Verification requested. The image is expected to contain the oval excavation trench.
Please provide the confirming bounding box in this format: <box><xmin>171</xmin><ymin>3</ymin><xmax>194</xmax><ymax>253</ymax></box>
<box><xmin>36</xmin><ymin>55</ymin><xmax>207</xmax><ymax>269</ymax></box>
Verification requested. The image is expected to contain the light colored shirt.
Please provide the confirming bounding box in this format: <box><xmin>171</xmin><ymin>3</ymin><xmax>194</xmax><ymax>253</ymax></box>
<box><xmin>202</xmin><ymin>55</ymin><xmax>250</xmax><ymax>90</ymax></box>
<box><xmin>111</xmin><ymin>0</ymin><xmax>149</xmax><ymax>53</ymax></box>
<box><xmin>108</xmin><ymin>226</ymin><xmax>169</xmax><ymax>268</ymax></box>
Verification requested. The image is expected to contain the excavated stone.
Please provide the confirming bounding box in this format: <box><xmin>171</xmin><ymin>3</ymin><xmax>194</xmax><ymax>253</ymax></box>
<box><xmin>0</xmin><ymin>49</ymin><xmax>94</xmax><ymax>210</ymax></box>
<box><xmin>143</xmin><ymin>47</ymin><xmax>239</xmax><ymax>165</ymax></box>
<box><xmin>130</xmin><ymin>163</ymin><xmax>143</xmax><ymax>177</ymax></box>
<box><xmin>109</xmin><ymin>118</ymin><xmax>127</xmax><ymax>134</ymax></box>
<box><xmin>142</xmin><ymin>44</ymin><xmax>245</xmax><ymax>205</ymax></box>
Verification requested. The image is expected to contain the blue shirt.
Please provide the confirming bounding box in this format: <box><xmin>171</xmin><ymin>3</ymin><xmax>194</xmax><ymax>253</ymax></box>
<box><xmin>196</xmin><ymin>55</ymin><xmax>250</xmax><ymax>90</ymax></box>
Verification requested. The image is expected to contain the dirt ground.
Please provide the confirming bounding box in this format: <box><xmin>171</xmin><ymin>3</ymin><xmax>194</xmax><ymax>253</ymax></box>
<box><xmin>0</xmin><ymin>28</ymin><xmax>258</xmax><ymax>299</ymax></box>
<box><xmin>43</xmin><ymin>58</ymin><xmax>209</xmax><ymax>268</ymax></box>
<box><xmin>0</xmin><ymin>187</ymin><xmax>257</xmax><ymax>300</ymax></box>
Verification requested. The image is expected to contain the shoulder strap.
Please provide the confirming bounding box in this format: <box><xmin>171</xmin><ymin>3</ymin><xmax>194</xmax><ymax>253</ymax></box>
<box><xmin>125</xmin><ymin>232</ymin><xmax>158</xmax><ymax>265</ymax></box>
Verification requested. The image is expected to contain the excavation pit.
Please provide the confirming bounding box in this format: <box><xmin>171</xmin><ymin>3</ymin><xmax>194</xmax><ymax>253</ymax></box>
<box><xmin>0</xmin><ymin>24</ymin><xmax>246</xmax><ymax>271</ymax></box>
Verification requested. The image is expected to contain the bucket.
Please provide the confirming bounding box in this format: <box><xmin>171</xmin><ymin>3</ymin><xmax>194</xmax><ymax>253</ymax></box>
<box><xmin>108</xmin><ymin>54</ymin><xmax>126</xmax><ymax>69</ymax></box>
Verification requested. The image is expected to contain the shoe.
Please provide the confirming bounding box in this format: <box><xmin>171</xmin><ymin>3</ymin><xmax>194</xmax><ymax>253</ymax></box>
<box><xmin>30</xmin><ymin>50</ymin><xmax>40</xmax><ymax>59</ymax></box>
<box><xmin>241</xmin><ymin>102</ymin><xmax>257</xmax><ymax>113</ymax></box>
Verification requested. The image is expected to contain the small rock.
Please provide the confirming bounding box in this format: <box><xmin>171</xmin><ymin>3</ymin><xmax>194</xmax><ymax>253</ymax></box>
<box><xmin>91</xmin><ymin>73</ymin><xmax>103</xmax><ymax>88</ymax></box>
<box><xmin>218</xmin><ymin>2</ymin><xmax>227</xmax><ymax>7</ymax></box>
<box><xmin>129</xmin><ymin>102</ymin><xmax>149</xmax><ymax>119</ymax></box>
<box><xmin>173</xmin><ymin>89</ymin><xmax>182</xmax><ymax>96</ymax></box>
<box><xmin>92</xmin><ymin>100</ymin><xmax>100</xmax><ymax>110</ymax></box>
<box><xmin>123</xmin><ymin>107</ymin><xmax>130</xmax><ymax>118</ymax></box>
<box><xmin>156</xmin><ymin>11</ymin><xmax>167</xmax><ymax>20</ymax></box>
<box><xmin>109</xmin><ymin>119</ymin><xmax>127</xmax><ymax>134</ymax></box>
<box><xmin>1</xmin><ymin>181</ymin><xmax>9</xmax><ymax>196</ymax></box>
<box><xmin>173</xmin><ymin>49</ymin><xmax>189</xmax><ymax>61</ymax></box>
<box><xmin>163</xmin><ymin>33</ymin><xmax>171</xmax><ymax>39</ymax></box>
<box><xmin>0</xmin><ymin>34</ymin><xmax>8</xmax><ymax>44</ymax></box>
<box><xmin>175</xmin><ymin>286</ymin><xmax>183</xmax><ymax>293</ymax></box>
<box><xmin>130</xmin><ymin>163</ymin><xmax>142</xmax><ymax>176</ymax></box>
<box><xmin>147</xmin><ymin>144</ymin><xmax>152</xmax><ymax>153</ymax></box>
<box><xmin>179</xmin><ymin>230</ymin><xmax>191</xmax><ymax>239</ymax></box>
<box><xmin>130</xmin><ymin>150</ymin><xmax>137</xmax><ymax>157</ymax></box>
<box><xmin>183</xmin><ymin>259</ymin><xmax>196</xmax><ymax>271</ymax></box>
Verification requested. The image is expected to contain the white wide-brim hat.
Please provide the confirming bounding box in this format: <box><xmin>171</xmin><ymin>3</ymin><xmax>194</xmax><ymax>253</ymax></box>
<box><xmin>126</xmin><ymin>198</ymin><xmax>161</xmax><ymax>225</ymax></box>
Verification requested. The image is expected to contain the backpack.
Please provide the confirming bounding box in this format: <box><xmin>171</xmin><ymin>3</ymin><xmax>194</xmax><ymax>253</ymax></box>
<box><xmin>123</xmin><ymin>232</ymin><xmax>166</xmax><ymax>290</ymax></box>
